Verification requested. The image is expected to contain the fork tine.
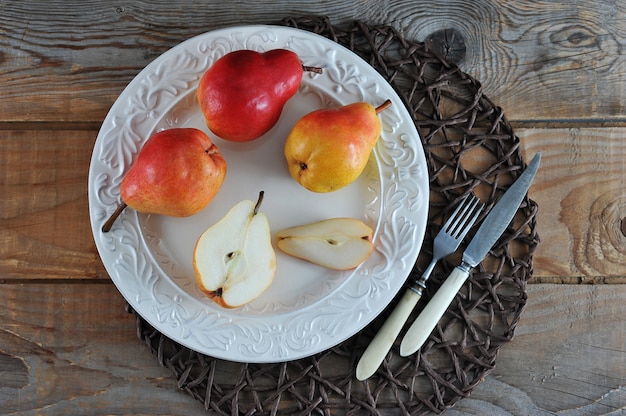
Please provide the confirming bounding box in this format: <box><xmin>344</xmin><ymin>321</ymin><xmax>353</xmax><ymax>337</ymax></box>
<box><xmin>443</xmin><ymin>195</ymin><xmax>479</xmax><ymax>235</ymax></box>
<box><xmin>452</xmin><ymin>195</ymin><xmax>483</xmax><ymax>240</ymax></box>
<box><xmin>442</xmin><ymin>194</ymin><xmax>470</xmax><ymax>231</ymax></box>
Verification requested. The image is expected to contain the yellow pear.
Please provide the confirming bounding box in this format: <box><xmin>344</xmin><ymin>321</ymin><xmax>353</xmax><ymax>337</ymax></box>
<box><xmin>284</xmin><ymin>100</ymin><xmax>391</xmax><ymax>193</ymax></box>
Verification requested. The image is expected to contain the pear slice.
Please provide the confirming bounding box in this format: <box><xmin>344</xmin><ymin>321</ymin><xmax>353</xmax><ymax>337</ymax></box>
<box><xmin>193</xmin><ymin>192</ymin><xmax>276</xmax><ymax>308</ymax></box>
<box><xmin>276</xmin><ymin>218</ymin><xmax>375</xmax><ymax>270</ymax></box>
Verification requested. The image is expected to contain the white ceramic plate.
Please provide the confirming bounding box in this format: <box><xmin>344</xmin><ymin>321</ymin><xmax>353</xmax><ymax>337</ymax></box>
<box><xmin>89</xmin><ymin>25</ymin><xmax>428</xmax><ymax>363</ymax></box>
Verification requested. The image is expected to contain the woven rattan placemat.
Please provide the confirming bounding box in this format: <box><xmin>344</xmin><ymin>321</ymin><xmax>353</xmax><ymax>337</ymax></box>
<box><xmin>127</xmin><ymin>16</ymin><xmax>539</xmax><ymax>415</ymax></box>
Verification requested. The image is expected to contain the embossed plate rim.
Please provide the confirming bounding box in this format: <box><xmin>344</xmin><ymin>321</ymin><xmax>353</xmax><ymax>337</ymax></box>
<box><xmin>88</xmin><ymin>25</ymin><xmax>429</xmax><ymax>363</ymax></box>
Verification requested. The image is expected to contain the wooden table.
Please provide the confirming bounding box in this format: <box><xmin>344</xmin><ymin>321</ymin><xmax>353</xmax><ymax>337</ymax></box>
<box><xmin>2</xmin><ymin>1</ymin><xmax>625</xmax><ymax>414</ymax></box>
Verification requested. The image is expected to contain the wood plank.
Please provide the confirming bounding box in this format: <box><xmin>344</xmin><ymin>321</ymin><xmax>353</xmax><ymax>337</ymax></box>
<box><xmin>0</xmin><ymin>1</ymin><xmax>383</xmax><ymax>124</ymax></box>
<box><xmin>0</xmin><ymin>283</ymin><xmax>207</xmax><ymax>414</ymax></box>
<box><xmin>520</xmin><ymin>127</ymin><xmax>626</xmax><ymax>281</ymax></box>
<box><xmin>0</xmin><ymin>130</ymin><xmax>106</xmax><ymax>280</ymax></box>
<box><xmin>2</xmin><ymin>126</ymin><xmax>625</xmax><ymax>282</ymax></box>
<box><xmin>399</xmin><ymin>0</ymin><xmax>626</xmax><ymax>123</ymax></box>
<box><xmin>459</xmin><ymin>284</ymin><xmax>626</xmax><ymax>414</ymax></box>
<box><xmin>1</xmin><ymin>282</ymin><xmax>624</xmax><ymax>413</ymax></box>
<box><xmin>1</xmin><ymin>1</ymin><xmax>625</xmax><ymax>124</ymax></box>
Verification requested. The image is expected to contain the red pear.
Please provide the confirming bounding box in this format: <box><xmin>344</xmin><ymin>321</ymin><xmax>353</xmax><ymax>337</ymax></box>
<box><xmin>102</xmin><ymin>128</ymin><xmax>227</xmax><ymax>232</ymax></box>
<box><xmin>197</xmin><ymin>49</ymin><xmax>321</xmax><ymax>142</ymax></box>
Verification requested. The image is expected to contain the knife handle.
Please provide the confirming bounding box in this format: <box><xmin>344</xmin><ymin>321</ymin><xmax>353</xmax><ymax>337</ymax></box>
<box><xmin>399</xmin><ymin>266</ymin><xmax>470</xmax><ymax>356</ymax></box>
<box><xmin>356</xmin><ymin>289</ymin><xmax>422</xmax><ymax>380</ymax></box>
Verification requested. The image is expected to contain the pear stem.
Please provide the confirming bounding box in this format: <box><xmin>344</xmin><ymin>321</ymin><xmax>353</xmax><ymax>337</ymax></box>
<box><xmin>253</xmin><ymin>191</ymin><xmax>265</xmax><ymax>215</ymax></box>
<box><xmin>102</xmin><ymin>202</ymin><xmax>128</xmax><ymax>233</ymax></box>
<box><xmin>376</xmin><ymin>99</ymin><xmax>392</xmax><ymax>114</ymax></box>
<box><xmin>302</xmin><ymin>65</ymin><xmax>323</xmax><ymax>74</ymax></box>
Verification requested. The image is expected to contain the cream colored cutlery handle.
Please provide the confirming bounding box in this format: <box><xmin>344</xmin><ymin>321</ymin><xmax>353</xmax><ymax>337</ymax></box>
<box><xmin>356</xmin><ymin>289</ymin><xmax>421</xmax><ymax>380</ymax></box>
<box><xmin>399</xmin><ymin>266</ymin><xmax>469</xmax><ymax>356</ymax></box>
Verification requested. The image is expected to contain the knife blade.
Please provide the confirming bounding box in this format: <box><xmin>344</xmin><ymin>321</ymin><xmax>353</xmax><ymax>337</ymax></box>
<box><xmin>399</xmin><ymin>152</ymin><xmax>541</xmax><ymax>357</ymax></box>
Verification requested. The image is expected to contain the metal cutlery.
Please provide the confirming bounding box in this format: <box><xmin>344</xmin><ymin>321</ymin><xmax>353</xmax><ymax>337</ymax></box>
<box><xmin>356</xmin><ymin>193</ymin><xmax>484</xmax><ymax>380</ymax></box>
<box><xmin>399</xmin><ymin>152</ymin><xmax>541</xmax><ymax>357</ymax></box>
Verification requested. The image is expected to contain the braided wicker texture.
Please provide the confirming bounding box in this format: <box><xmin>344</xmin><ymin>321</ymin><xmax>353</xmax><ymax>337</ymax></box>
<box><xmin>129</xmin><ymin>16</ymin><xmax>539</xmax><ymax>415</ymax></box>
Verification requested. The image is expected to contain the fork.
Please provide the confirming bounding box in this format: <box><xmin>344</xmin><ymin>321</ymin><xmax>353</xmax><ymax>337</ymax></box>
<box><xmin>355</xmin><ymin>194</ymin><xmax>484</xmax><ymax>381</ymax></box>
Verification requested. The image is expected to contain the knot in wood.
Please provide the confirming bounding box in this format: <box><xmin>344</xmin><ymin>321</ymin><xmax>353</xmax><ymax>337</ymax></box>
<box><xmin>425</xmin><ymin>28</ymin><xmax>466</xmax><ymax>65</ymax></box>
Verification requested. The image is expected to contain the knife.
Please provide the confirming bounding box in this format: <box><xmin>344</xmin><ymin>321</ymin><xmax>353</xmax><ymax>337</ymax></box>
<box><xmin>399</xmin><ymin>152</ymin><xmax>541</xmax><ymax>357</ymax></box>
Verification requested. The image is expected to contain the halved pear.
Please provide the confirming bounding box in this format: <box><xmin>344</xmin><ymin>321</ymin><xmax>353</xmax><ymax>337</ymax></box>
<box><xmin>276</xmin><ymin>218</ymin><xmax>374</xmax><ymax>270</ymax></box>
<box><xmin>193</xmin><ymin>192</ymin><xmax>276</xmax><ymax>308</ymax></box>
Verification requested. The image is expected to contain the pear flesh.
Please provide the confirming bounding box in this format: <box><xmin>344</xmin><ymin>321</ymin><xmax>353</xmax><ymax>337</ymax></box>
<box><xmin>276</xmin><ymin>218</ymin><xmax>374</xmax><ymax>270</ymax></box>
<box><xmin>193</xmin><ymin>192</ymin><xmax>276</xmax><ymax>308</ymax></box>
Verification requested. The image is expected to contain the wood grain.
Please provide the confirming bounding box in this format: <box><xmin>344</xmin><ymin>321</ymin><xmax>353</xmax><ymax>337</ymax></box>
<box><xmin>520</xmin><ymin>128</ymin><xmax>626</xmax><ymax>281</ymax></box>
<box><xmin>0</xmin><ymin>130</ymin><xmax>106</xmax><ymax>280</ymax></box>
<box><xmin>1</xmin><ymin>1</ymin><xmax>625</xmax><ymax>124</ymax></box>
<box><xmin>391</xmin><ymin>1</ymin><xmax>626</xmax><ymax>123</ymax></box>
<box><xmin>464</xmin><ymin>284</ymin><xmax>626</xmax><ymax>414</ymax></box>
<box><xmin>0</xmin><ymin>283</ymin><xmax>207</xmax><ymax>414</ymax></box>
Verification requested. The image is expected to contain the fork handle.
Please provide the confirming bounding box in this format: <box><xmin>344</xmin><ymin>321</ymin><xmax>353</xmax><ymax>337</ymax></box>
<box><xmin>399</xmin><ymin>266</ymin><xmax>470</xmax><ymax>356</ymax></box>
<box><xmin>356</xmin><ymin>289</ymin><xmax>422</xmax><ymax>380</ymax></box>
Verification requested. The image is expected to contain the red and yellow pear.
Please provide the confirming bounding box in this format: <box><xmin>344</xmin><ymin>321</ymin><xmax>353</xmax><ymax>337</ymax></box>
<box><xmin>102</xmin><ymin>128</ymin><xmax>227</xmax><ymax>232</ymax></box>
<box><xmin>284</xmin><ymin>100</ymin><xmax>391</xmax><ymax>193</ymax></box>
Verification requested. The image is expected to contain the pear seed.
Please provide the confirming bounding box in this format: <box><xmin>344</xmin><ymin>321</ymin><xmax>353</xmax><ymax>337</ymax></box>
<box><xmin>225</xmin><ymin>251</ymin><xmax>239</xmax><ymax>262</ymax></box>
